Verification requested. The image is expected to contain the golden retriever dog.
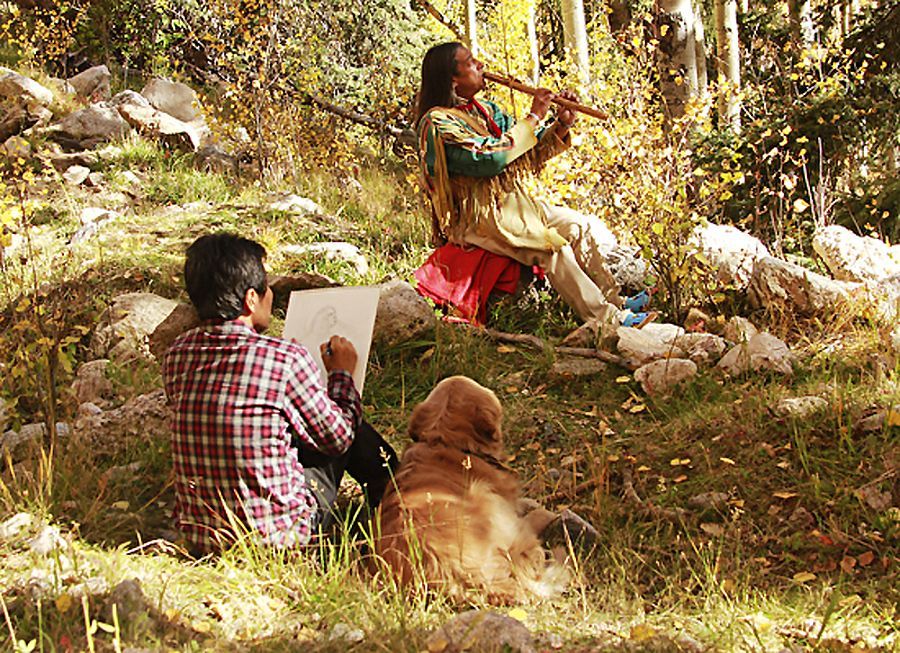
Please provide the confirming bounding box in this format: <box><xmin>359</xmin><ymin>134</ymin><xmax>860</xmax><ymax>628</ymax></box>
<box><xmin>374</xmin><ymin>376</ymin><xmax>568</xmax><ymax>603</ymax></box>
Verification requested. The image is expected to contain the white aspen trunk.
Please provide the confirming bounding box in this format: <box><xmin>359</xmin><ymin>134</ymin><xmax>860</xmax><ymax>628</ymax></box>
<box><xmin>527</xmin><ymin>1</ymin><xmax>540</xmax><ymax>84</ymax></box>
<box><xmin>715</xmin><ymin>0</ymin><xmax>741</xmax><ymax>131</ymax></box>
<box><xmin>739</xmin><ymin>0</ymin><xmax>748</xmax><ymax>13</ymax></box>
<box><xmin>561</xmin><ymin>0</ymin><xmax>591</xmax><ymax>84</ymax></box>
<box><xmin>465</xmin><ymin>0</ymin><xmax>478</xmax><ymax>55</ymax></box>
<box><xmin>694</xmin><ymin>2</ymin><xmax>709</xmax><ymax>97</ymax></box>
<box><xmin>656</xmin><ymin>0</ymin><xmax>699</xmax><ymax>121</ymax></box>
<box><xmin>787</xmin><ymin>0</ymin><xmax>816</xmax><ymax>48</ymax></box>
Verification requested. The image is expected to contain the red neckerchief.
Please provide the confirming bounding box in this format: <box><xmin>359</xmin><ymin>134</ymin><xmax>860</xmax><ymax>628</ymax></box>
<box><xmin>456</xmin><ymin>97</ymin><xmax>502</xmax><ymax>137</ymax></box>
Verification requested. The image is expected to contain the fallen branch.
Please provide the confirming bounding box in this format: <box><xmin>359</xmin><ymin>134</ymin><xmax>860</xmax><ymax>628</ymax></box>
<box><xmin>303</xmin><ymin>93</ymin><xmax>416</xmax><ymax>147</ymax></box>
<box><xmin>457</xmin><ymin>324</ymin><xmax>634</xmax><ymax>370</ymax></box>
<box><xmin>622</xmin><ymin>466</ymin><xmax>688</xmax><ymax>522</ymax></box>
<box><xmin>412</xmin><ymin>0</ymin><xmax>466</xmax><ymax>42</ymax></box>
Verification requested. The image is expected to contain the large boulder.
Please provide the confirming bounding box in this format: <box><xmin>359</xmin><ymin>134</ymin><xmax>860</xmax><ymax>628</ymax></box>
<box><xmin>74</xmin><ymin>390</ymin><xmax>170</xmax><ymax>454</ymax></box>
<box><xmin>116</xmin><ymin>100</ymin><xmax>201</xmax><ymax>151</ymax></box>
<box><xmin>70</xmin><ymin>359</ymin><xmax>113</xmax><ymax>406</ymax></box>
<box><xmin>140</xmin><ymin>78</ymin><xmax>202</xmax><ymax>123</ymax></box>
<box><xmin>0</xmin><ymin>68</ymin><xmax>54</xmax><ymax>106</ymax></box>
<box><xmin>671</xmin><ymin>332</ymin><xmax>728</xmax><ymax>366</ymax></box>
<box><xmin>865</xmin><ymin>273</ymin><xmax>900</xmax><ymax>323</ymax></box>
<box><xmin>91</xmin><ymin>293</ymin><xmax>181</xmax><ymax>361</ymax></box>
<box><xmin>48</xmin><ymin>105</ymin><xmax>131</xmax><ymax>148</ymax></box>
<box><xmin>748</xmin><ymin>256</ymin><xmax>861</xmax><ymax>316</ymax></box>
<box><xmin>634</xmin><ymin>358</ymin><xmax>698</xmax><ymax>395</ymax></box>
<box><xmin>373</xmin><ymin>280</ymin><xmax>436</xmax><ymax>347</ymax></box>
<box><xmin>696</xmin><ymin>223</ymin><xmax>770</xmax><ymax>289</ymax></box>
<box><xmin>717</xmin><ymin>331</ymin><xmax>794</xmax><ymax>377</ymax></box>
<box><xmin>148</xmin><ymin>303</ymin><xmax>201</xmax><ymax>363</ymax></box>
<box><xmin>812</xmin><ymin>225</ymin><xmax>900</xmax><ymax>283</ymax></box>
<box><xmin>67</xmin><ymin>65</ymin><xmax>111</xmax><ymax>101</ymax></box>
<box><xmin>604</xmin><ymin>245</ymin><xmax>649</xmax><ymax>292</ymax></box>
<box><xmin>427</xmin><ymin>610</ymin><xmax>536</xmax><ymax>653</ymax></box>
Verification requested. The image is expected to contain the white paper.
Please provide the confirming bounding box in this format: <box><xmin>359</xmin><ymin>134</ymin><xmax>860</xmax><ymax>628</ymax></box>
<box><xmin>282</xmin><ymin>286</ymin><xmax>380</xmax><ymax>395</ymax></box>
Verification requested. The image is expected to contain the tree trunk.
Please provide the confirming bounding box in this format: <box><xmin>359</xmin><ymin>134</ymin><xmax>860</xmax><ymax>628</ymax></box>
<box><xmin>561</xmin><ymin>0</ymin><xmax>591</xmax><ymax>84</ymax></box>
<box><xmin>715</xmin><ymin>0</ymin><xmax>741</xmax><ymax>132</ymax></box>
<box><xmin>787</xmin><ymin>0</ymin><xmax>815</xmax><ymax>49</ymax></box>
<box><xmin>656</xmin><ymin>0</ymin><xmax>700</xmax><ymax>121</ymax></box>
<box><xmin>465</xmin><ymin>0</ymin><xmax>479</xmax><ymax>55</ymax></box>
<box><xmin>527</xmin><ymin>1</ymin><xmax>541</xmax><ymax>85</ymax></box>
<box><xmin>694</xmin><ymin>2</ymin><xmax>709</xmax><ymax>97</ymax></box>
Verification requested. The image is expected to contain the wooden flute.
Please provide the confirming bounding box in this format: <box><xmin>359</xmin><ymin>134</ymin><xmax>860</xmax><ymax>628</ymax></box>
<box><xmin>483</xmin><ymin>71</ymin><xmax>609</xmax><ymax>120</ymax></box>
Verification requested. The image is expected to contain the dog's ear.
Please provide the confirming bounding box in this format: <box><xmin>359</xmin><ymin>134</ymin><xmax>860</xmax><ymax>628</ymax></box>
<box><xmin>471</xmin><ymin>401</ymin><xmax>502</xmax><ymax>444</ymax></box>
<box><xmin>407</xmin><ymin>401</ymin><xmax>433</xmax><ymax>442</ymax></box>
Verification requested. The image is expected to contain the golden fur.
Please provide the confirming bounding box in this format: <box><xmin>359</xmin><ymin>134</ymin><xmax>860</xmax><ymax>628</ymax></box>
<box><xmin>374</xmin><ymin>376</ymin><xmax>567</xmax><ymax>603</ymax></box>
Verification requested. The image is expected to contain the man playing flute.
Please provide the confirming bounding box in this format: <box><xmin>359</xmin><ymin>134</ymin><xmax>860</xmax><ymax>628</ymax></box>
<box><xmin>416</xmin><ymin>42</ymin><xmax>654</xmax><ymax>330</ymax></box>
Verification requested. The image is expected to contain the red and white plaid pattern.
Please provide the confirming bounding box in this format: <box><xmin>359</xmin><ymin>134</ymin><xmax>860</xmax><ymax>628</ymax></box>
<box><xmin>163</xmin><ymin>320</ymin><xmax>360</xmax><ymax>552</ymax></box>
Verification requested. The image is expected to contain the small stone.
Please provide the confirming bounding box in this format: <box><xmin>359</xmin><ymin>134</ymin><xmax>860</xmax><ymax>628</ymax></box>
<box><xmin>634</xmin><ymin>358</ymin><xmax>697</xmax><ymax>395</ymax></box>
<box><xmin>0</xmin><ymin>512</ymin><xmax>35</xmax><ymax>538</ymax></box>
<box><xmin>723</xmin><ymin>316</ymin><xmax>758</xmax><ymax>343</ymax></box>
<box><xmin>3</xmin><ymin>135</ymin><xmax>31</xmax><ymax>158</ymax></box>
<box><xmin>329</xmin><ymin>622</ymin><xmax>365</xmax><ymax>643</ymax></box>
<box><xmin>268</xmin><ymin>193</ymin><xmax>323</xmax><ymax>215</ymax></box>
<box><xmin>86</xmin><ymin>171</ymin><xmax>106</xmax><ymax>187</ymax></box>
<box><xmin>29</xmin><ymin>524</ymin><xmax>68</xmax><ymax>555</ymax></box>
<box><xmin>774</xmin><ymin>396</ymin><xmax>828</xmax><ymax>419</ymax></box>
<box><xmin>71</xmin><ymin>359</ymin><xmax>113</xmax><ymax>405</ymax></box>
<box><xmin>428</xmin><ymin>610</ymin><xmax>535</xmax><ymax>653</ymax></box>
<box><xmin>283</xmin><ymin>242</ymin><xmax>368</xmax><ymax>276</ymax></box>
<box><xmin>787</xmin><ymin>506</ymin><xmax>814</xmax><ymax>530</ymax></box>
<box><xmin>63</xmin><ymin>165</ymin><xmax>91</xmax><ymax>185</ymax></box>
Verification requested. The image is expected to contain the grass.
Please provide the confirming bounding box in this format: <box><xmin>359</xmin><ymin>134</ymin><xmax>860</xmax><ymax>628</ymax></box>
<box><xmin>0</xmin><ymin>134</ymin><xmax>898</xmax><ymax>651</ymax></box>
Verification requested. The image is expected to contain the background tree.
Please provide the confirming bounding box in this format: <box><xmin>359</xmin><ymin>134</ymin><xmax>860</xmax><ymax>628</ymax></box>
<box><xmin>655</xmin><ymin>0</ymin><xmax>701</xmax><ymax>122</ymax></box>
<box><xmin>715</xmin><ymin>0</ymin><xmax>740</xmax><ymax>131</ymax></box>
<box><xmin>561</xmin><ymin>0</ymin><xmax>591</xmax><ymax>84</ymax></box>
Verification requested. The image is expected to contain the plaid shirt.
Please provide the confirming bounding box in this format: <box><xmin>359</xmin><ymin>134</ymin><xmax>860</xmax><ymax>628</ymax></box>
<box><xmin>163</xmin><ymin>320</ymin><xmax>361</xmax><ymax>552</ymax></box>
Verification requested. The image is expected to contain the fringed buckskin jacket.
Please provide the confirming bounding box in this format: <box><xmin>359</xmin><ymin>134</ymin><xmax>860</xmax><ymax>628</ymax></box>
<box><xmin>417</xmin><ymin>98</ymin><xmax>572</xmax><ymax>253</ymax></box>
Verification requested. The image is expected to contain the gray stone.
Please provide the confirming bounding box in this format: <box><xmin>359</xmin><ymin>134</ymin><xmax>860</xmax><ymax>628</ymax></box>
<box><xmin>29</xmin><ymin>524</ymin><xmax>68</xmax><ymax>555</ymax></box>
<box><xmin>854</xmin><ymin>410</ymin><xmax>886</xmax><ymax>433</ymax></box>
<box><xmin>282</xmin><ymin>242</ymin><xmax>369</xmax><ymax>276</ymax></box>
<box><xmin>47</xmin><ymin>150</ymin><xmax>99</xmax><ymax>172</ymax></box>
<box><xmin>103</xmin><ymin>579</ymin><xmax>149</xmax><ymax>626</ymax></box>
<box><xmin>74</xmin><ymin>390</ymin><xmax>170</xmax><ymax>455</ymax></box>
<box><xmin>194</xmin><ymin>144</ymin><xmax>238</xmax><ymax>174</ymax></box>
<box><xmin>373</xmin><ymin>280</ymin><xmax>436</xmax><ymax>347</ymax></box>
<box><xmin>634</xmin><ymin>358</ymin><xmax>697</xmax><ymax>395</ymax></box>
<box><xmin>67</xmin><ymin>65</ymin><xmax>111</xmax><ymax>100</ymax></box>
<box><xmin>141</xmin><ymin>78</ymin><xmax>202</xmax><ymax>123</ymax></box>
<box><xmin>866</xmin><ymin>273</ymin><xmax>900</xmax><ymax>323</ymax></box>
<box><xmin>328</xmin><ymin>622</ymin><xmax>365</xmax><ymax>644</ymax></box>
<box><xmin>71</xmin><ymin>359</ymin><xmax>113</xmax><ymax>405</ymax></box>
<box><xmin>723</xmin><ymin>316</ymin><xmax>758</xmax><ymax>343</ymax></box>
<box><xmin>717</xmin><ymin>332</ymin><xmax>794</xmax><ymax>377</ymax></box>
<box><xmin>616</xmin><ymin>325</ymin><xmax>686</xmax><ymax>367</ymax></box>
<box><xmin>3</xmin><ymin>135</ymin><xmax>31</xmax><ymax>158</ymax></box>
<box><xmin>109</xmin><ymin>90</ymin><xmax>151</xmax><ymax>109</ymax></box>
<box><xmin>49</xmin><ymin>104</ymin><xmax>130</xmax><ymax>147</ymax></box>
<box><xmin>70</xmin><ymin>207</ymin><xmax>119</xmax><ymax>244</ymax></box>
<box><xmin>0</xmin><ymin>69</ymin><xmax>54</xmax><ymax>106</ymax></box>
<box><xmin>605</xmin><ymin>245</ymin><xmax>649</xmax><ymax>291</ymax></box>
<box><xmin>774</xmin><ymin>396</ymin><xmax>828</xmax><ymax>419</ymax></box>
<box><xmin>62</xmin><ymin>164</ymin><xmax>90</xmax><ymax>185</ymax></box>
<box><xmin>0</xmin><ymin>512</ymin><xmax>34</xmax><ymax>539</ymax></box>
<box><xmin>1</xmin><ymin>425</ymin><xmax>42</xmax><ymax>462</ymax></box>
<box><xmin>428</xmin><ymin>610</ymin><xmax>535</xmax><ymax>653</ymax></box>
<box><xmin>91</xmin><ymin>293</ymin><xmax>181</xmax><ymax>361</ymax></box>
<box><xmin>688</xmin><ymin>492</ymin><xmax>730</xmax><ymax>511</ymax></box>
<box><xmin>268</xmin><ymin>194</ymin><xmax>323</xmax><ymax>215</ymax></box>
<box><xmin>117</xmin><ymin>100</ymin><xmax>201</xmax><ymax>151</ymax></box>
<box><xmin>697</xmin><ymin>223</ymin><xmax>770</xmax><ymax>289</ymax></box>
<box><xmin>812</xmin><ymin>225</ymin><xmax>900</xmax><ymax>283</ymax></box>
<box><xmin>67</xmin><ymin>576</ymin><xmax>110</xmax><ymax>598</ymax></box>
<box><xmin>748</xmin><ymin>256</ymin><xmax>862</xmax><ymax>316</ymax></box>
<box><xmin>560</xmin><ymin>319</ymin><xmax>600</xmax><ymax>348</ymax></box>
<box><xmin>86</xmin><ymin>171</ymin><xmax>106</xmax><ymax>187</ymax></box>
<box><xmin>550</xmin><ymin>357</ymin><xmax>607</xmax><ymax>377</ymax></box>
<box><xmin>672</xmin><ymin>332</ymin><xmax>727</xmax><ymax>365</ymax></box>
<box><xmin>148</xmin><ymin>302</ymin><xmax>200</xmax><ymax>363</ymax></box>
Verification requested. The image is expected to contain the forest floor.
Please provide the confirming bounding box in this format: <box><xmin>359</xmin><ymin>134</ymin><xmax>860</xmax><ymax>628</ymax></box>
<box><xmin>0</xmin><ymin>136</ymin><xmax>897</xmax><ymax>652</ymax></box>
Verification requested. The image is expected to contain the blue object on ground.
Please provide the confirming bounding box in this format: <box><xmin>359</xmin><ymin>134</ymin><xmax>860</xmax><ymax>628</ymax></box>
<box><xmin>621</xmin><ymin>311</ymin><xmax>657</xmax><ymax>328</ymax></box>
<box><xmin>623</xmin><ymin>290</ymin><xmax>651</xmax><ymax>312</ymax></box>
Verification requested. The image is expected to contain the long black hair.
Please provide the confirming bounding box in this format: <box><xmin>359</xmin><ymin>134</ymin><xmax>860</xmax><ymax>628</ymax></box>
<box><xmin>416</xmin><ymin>41</ymin><xmax>462</xmax><ymax>124</ymax></box>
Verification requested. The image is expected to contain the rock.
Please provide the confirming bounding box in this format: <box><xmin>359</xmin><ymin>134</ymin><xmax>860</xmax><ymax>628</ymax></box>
<box><xmin>0</xmin><ymin>512</ymin><xmax>34</xmax><ymax>539</ymax></box>
<box><xmin>787</xmin><ymin>506</ymin><xmax>815</xmax><ymax>530</ymax></box>
<box><xmin>373</xmin><ymin>280</ymin><xmax>436</xmax><ymax>347</ymax></box>
<box><xmin>91</xmin><ymin>293</ymin><xmax>181</xmax><ymax>361</ymax></box>
<box><xmin>605</xmin><ymin>245</ymin><xmax>649</xmax><ymax>291</ymax></box>
<box><xmin>148</xmin><ymin>302</ymin><xmax>201</xmax><ymax>363</ymax></box>
<box><xmin>119</xmin><ymin>170</ymin><xmax>141</xmax><ymax>186</ymax></box>
<box><xmin>723</xmin><ymin>316</ymin><xmax>758</xmax><ymax>343</ymax></box>
<box><xmin>717</xmin><ymin>332</ymin><xmax>794</xmax><ymax>377</ymax></box>
<box><xmin>640</xmin><ymin>321</ymin><xmax>685</xmax><ymax>344</ymax></box>
<box><xmin>616</xmin><ymin>326</ymin><xmax>686</xmax><ymax>367</ymax></box>
<box><xmin>696</xmin><ymin>223</ymin><xmax>770</xmax><ymax>289</ymax></box>
<box><xmin>0</xmin><ymin>105</ymin><xmax>43</xmax><ymax>142</ymax></box>
<box><xmin>103</xmin><ymin>579</ymin><xmax>149</xmax><ymax>625</ymax></box>
<box><xmin>70</xmin><ymin>207</ymin><xmax>119</xmax><ymax>244</ymax></box>
<box><xmin>550</xmin><ymin>357</ymin><xmax>607</xmax><ymax>377</ymax></box>
<box><xmin>634</xmin><ymin>358</ymin><xmax>697</xmax><ymax>395</ymax></box>
<box><xmin>866</xmin><ymin>273</ymin><xmax>900</xmax><ymax>323</ymax></box>
<box><xmin>748</xmin><ymin>256</ymin><xmax>862</xmax><ymax>316</ymax></box>
<box><xmin>268</xmin><ymin>194</ymin><xmax>323</xmax><ymax>215</ymax></box>
<box><xmin>891</xmin><ymin>325</ymin><xmax>900</xmax><ymax>358</ymax></box>
<box><xmin>3</xmin><ymin>134</ymin><xmax>31</xmax><ymax>158</ymax></box>
<box><xmin>1</xmin><ymin>425</ymin><xmax>42</xmax><ymax>462</ymax></box>
<box><xmin>812</xmin><ymin>225</ymin><xmax>900</xmax><ymax>283</ymax></box>
<box><xmin>86</xmin><ymin>171</ymin><xmax>106</xmax><ymax>187</ymax></box>
<box><xmin>49</xmin><ymin>104</ymin><xmax>131</xmax><ymax>148</ymax></box>
<box><xmin>141</xmin><ymin>78</ymin><xmax>202</xmax><ymax>123</ymax></box>
<box><xmin>683</xmin><ymin>307</ymin><xmax>711</xmax><ymax>332</ymax></box>
<box><xmin>688</xmin><ymin>492</ymin><xmax>730</xmax><ymax>511</ymax></box>
<box><xmin>67</xmin><ymin>65</ymin><xmax>111</xmax><ymax>100</ymax></box>
<box><xmin>559</xmin><ymin>320</ymin><xmax>600</xmax><ymax>348</ymax></box>
<box><xmin>74</xmin><ymin>390</ymin><xmax>170</xmax><ymax>454</ymax></box>
<box><xmin>774</xmin><ymin>396</ymin><xmax>828</xmax><ymax>419</ymax></box>
<box><xmin>109</xmin><ymin>90</ymin><xmax>151</xmax><ymax>109</ymax></box>
<box><xmin>29</xmin><ymin>524</ymin><xmax>68</xmax><ymax>555</ymax></box>
<box><xmin>539</xmin><ymin>508</ymin><xmax>601</xmax><ymax>551</ymax></box>
<box><xmin>428</xmin><ymin>610</ymin><xmax>535</xmax><ymax>653</ymax></box>
<box><xmin>117</xmin><ymin>100</ymin><xmax>201</xmax><ymax>151</ymax></box>
<box><xmin>67</xmin><ymin>576</ymin><xmax>111</xmax><ymax>599</ymax></box>
<box><xmin>671</xmin><ymin>333</ymin><xmax>727</xmax><ymax>365</ymax></box>
<box><xmin>194</xmin><ymin>144</ymin><xmax>238</xmax><ymax>174</ymax></box>
<box><xmin>269</xmin><ymin>273</ymin><xmax>339</xmax><ymax>311</ymax></box>
<box><xmin>0</xmin><ymin>69</ymin><xmax>54</xmax><ymax>106</ymax></box>
<box><xmin>328</xmin><ymin>622</ymin><xmax>365</xmax><ymax>644</ymax></box>
<box><xmin>71</xmin><ymin>359</ymin><xmax>113</xmax><ymax>405</ymax></box>
<box><xmin>854</xmin><ymin>410</ymin><xmax>886</xmax><ymax>433</ymax></box>
<box><xmin>282</xmin><ymin>242</ymin><xmax>368</xmax><ymax>276</ymax></box>
<box><xmin>62</xmin><ymin>164</ymin><xmax>90</xmax><ymax>185</ymax></box>
<box><xmin>47</xmin><ymin>150</ymin><xmax>99</xmax><ymax>172</ymax></box>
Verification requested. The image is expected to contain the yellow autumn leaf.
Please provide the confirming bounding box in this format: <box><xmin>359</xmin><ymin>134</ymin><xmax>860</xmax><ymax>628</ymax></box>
<box><xmin>607</xmin><ymin>454</ymin><xmax>620</xmax><ymax>462</ymax></box>
<box><xmin>111</xmin><ymin>501</ymin><xmax>129</xmax><ymax>511</ymax></box>
<box><xmin>615</xmin><ymin>375</ymin><xmax>631</xmax><ymax>383</ymax></box>
<box><xmin>792</xmin><ymin>571</ymin><xmax>816</xmax><ymax>583</ymax></box>
<box><xmin>886</xmin><ymin>410</ymin><xmax>900</xmax><ymax>427</ymax></box>
<box><xmin>637</xmin><ymin>465</ymin><xmax>651</xmax><ymax>472</ymax></box>
<box><xmin>630</xmin><ymin>623</ymin><xmax>656</xmax><ymax>642</ymax></box>
<box><xmin>720</xmin><ymin>457</ymin><xmax>735</xmax><ymax>465</ymax></box>
<box><xmin>793</xmin><ymin>198</ymin><xmax>810</xmax><ymax>213</ymax></box>
<box><xmin>629</xmin><ymin>403</ymin><xmax>646</xmax><ymax>414</ymax></box>
<box><xmin>773</xmin><ymin>491</ymin><xmax>798</xmax><ymax>499</ymax></box>
<box><xmin>508</xmin><ymin>607</ymin><xmax>528</xmax><ymax>622</ymax></box>
<box><xmin>56</xmin><ymin>593</ymin><xmax>73</xmax><ymax>613</ymax></box>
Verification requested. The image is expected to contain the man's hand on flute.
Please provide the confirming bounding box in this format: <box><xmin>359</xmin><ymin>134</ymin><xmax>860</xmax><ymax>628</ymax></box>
<box><xmin>524</xmin><ymin>88</ymin><xmax>553</xmax><ymax>127</ymax></box>
<box><xmin>555</xmin><ymin>89</ymin><xmax>578</xmax><ymax>134</ymax></box>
